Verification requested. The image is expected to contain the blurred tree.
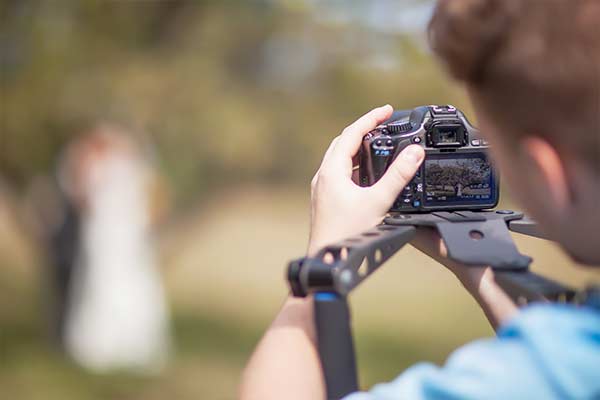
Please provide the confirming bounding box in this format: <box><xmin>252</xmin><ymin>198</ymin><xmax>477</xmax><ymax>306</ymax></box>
<box><xmin>0</xmin><ymin>0</ymin><xmax>466</xmax><ymax>206</ymax></box>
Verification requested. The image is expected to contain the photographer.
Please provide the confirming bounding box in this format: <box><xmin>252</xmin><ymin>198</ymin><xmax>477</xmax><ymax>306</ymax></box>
<box><xmin>240</xmin><ymin>1</ymin><xmax>600</xmax><ymax>399</ymax></box>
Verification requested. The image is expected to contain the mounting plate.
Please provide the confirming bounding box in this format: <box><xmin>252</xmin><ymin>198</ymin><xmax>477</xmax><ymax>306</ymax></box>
<box><xmin>385</xmin><ymin>210</ymin><xmax>532</xmax><ymax>270</ymax></box>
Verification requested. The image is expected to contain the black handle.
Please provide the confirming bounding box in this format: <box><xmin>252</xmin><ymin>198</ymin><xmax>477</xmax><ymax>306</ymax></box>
<box><xmin>314</xmin><ymin>293</ymin><xmax>359</xmax><ymax>400</ymax></box>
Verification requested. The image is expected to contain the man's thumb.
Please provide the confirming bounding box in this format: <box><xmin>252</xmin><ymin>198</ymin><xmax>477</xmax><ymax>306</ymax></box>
<box><xmin>373</xmin><ymin>145</ymin><xmax>425</xmax><ymax>203</ymax></box>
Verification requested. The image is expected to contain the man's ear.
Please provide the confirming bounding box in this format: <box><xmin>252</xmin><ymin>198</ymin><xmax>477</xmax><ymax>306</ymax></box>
<box><xmin>521</xmin><ymin>137</ymin><xmax>571</xmax><ymax>210</ymax></box>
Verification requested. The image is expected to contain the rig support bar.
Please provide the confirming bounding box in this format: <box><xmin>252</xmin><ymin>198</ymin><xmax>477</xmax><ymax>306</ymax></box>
<box><xmin>286</xmin><ymin>210</ymin><xmax>581</xmax><ymax>399</ymax></box>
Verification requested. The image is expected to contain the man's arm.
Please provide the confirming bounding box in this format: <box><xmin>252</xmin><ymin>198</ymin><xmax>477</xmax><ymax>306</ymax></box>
<box><xmin>240</xmin><ymin>296</ymin><xmax>322</xmax><ymax>400</ymax></box>
<box><xmin>411</xmin><ymin>227</ymin><xmax>518</xmax><ymax>330</ymax></box>
<box><xmin>240</xmin><ymin>105</ymin><xmax>425</xmax><ymax>399</ymax></box>
<box><xmin>239</xmin><ymin>105</ymin><xmax>518</xmax><ymax>399</ymax></box>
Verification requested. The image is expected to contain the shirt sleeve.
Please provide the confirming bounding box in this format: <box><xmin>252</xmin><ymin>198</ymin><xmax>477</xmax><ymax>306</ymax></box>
<box><xmin>343</xmin><ymin>336</ymin><xmax>558</xmax><ymax>400</ymax></box>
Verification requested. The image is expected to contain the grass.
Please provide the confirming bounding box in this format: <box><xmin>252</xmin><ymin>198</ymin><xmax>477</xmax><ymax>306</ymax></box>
<box><xmin>1</xmin><ymin>184</ymin><xmax>598</xmax><ymax>399</ymax></box>
<box><xmin>0</xmin><ymin>296</ymin><xmax>475</xmax><ymax>400</ymax></box>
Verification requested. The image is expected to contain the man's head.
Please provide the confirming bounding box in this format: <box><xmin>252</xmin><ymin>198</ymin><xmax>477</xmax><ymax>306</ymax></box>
<box><xmin>428</xmin><ymin>0</ymin><xmax>600</xmax><ymax>265</ymax></box>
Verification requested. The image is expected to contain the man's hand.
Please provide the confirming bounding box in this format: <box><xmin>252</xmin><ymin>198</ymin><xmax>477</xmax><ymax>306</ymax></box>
<box><xmin>412</xmin><ymin>227</ymin><xmax>519</xmax><ymax>329</ymax></box>
<box><xmin>308</xmin><ymin>105</ymin><xmax>425</xmax><ymax>256</ymax></box>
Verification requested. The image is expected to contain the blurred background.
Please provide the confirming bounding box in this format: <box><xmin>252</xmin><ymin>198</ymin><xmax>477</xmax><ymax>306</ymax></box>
<box><xmin>1</xmin><ymin>1</ymin><xmax>598</xmax><ymax>399</ymax></box>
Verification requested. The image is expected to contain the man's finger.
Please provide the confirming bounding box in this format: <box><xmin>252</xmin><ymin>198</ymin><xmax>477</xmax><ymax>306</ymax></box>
<box><xmin>331</xmin><ymin>105</ymin><xmax>393</xmax><ymax>168</ymax></box>
<box><xmin>371</xmin><ymin>145</ymin><xmax>425</xmax><ymax>204</ymax></box>
<box><xmin>321</xmin><ymin>136</ymin><xmax>340</xmax><ymax>166</ymax></box>
<box><xmin>312</xmin><ymin>136</ymin><xmax>340</xmax><ymax>185</ymax></box>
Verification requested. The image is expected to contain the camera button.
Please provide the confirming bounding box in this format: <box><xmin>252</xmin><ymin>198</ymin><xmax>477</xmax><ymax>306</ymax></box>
<box><xmin>413</xmin><ymin>200</ymin><xmax>421</xmax><ymax>208</ymax></box>
<box><xmin>471</xmin><ymin>139</ymin><xmax>481</xmax><ymax>146</ymax></box>
<box><xmin>412</xmin><ymin>136</ymin><xmax>422</xmax><ymax>144</ymax></box>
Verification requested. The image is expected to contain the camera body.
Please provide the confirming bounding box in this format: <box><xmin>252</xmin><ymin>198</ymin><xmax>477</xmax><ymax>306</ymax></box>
<box><xmin>359</xmin><ymin>105</ymin><xmax>499</xmax><ymax>212</ymax></box>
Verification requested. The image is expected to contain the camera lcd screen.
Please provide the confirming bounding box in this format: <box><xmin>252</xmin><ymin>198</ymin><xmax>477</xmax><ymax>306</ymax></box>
<box><xmin>423</xmin><ymin>152</ymin><xmax>495</xmax><ymax>207</ymax></box>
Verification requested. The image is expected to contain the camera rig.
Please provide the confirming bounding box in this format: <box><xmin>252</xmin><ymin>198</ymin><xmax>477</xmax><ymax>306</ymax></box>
<box><xmin>287</xmin><ymin>210</ymin><xmax>600</xmax><ymax>399</ymax></box>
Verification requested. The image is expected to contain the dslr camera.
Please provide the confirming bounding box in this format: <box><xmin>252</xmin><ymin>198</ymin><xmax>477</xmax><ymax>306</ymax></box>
<box><xmin>359</xmin><ymin>105</ymin><xmax>499</xmax><ymax>212</ymax></box>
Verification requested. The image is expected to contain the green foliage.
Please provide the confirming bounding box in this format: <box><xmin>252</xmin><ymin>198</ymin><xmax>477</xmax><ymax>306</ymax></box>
<box><xmin>1</xmin><ymin>0</ymin><xmax>470</xmax><ymax>204</ymax></box>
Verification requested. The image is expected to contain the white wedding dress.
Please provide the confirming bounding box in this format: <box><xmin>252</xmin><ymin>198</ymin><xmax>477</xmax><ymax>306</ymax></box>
<box><xmin>64</xmin><ymin>151</ymin><xmax>169</xmax><ymax>372</ymax></box>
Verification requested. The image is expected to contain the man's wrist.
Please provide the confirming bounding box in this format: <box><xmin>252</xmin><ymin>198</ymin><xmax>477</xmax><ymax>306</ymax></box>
<box><xmin>452</xmin><ymin>265</ymin><xmax>494</xmax><ymax>294</ymax></box>
<box><xmin>306</xmin><ymin>242</ymin><xmax>321</xmax><ymax>258</ymax></box>
<box><xmin>454</xmin><ymin>267</ymin><xmax>518</xmax><ymax>328</ymax></box>
<box><xmin>277</xmin><ymin>295</ymin><xmax>317</xmax><ymax>343</ymax></box>
<box><xmin>307</xmin><ymin>230</ymin><xmax>337</xmax><ymax>257</ymax></box>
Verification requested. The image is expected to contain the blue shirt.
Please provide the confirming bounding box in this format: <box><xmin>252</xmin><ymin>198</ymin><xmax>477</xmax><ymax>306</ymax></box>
<box><xmin>345</xmin><ymin>304</ymin><xmax>600</xmax><ymax>400</ymax></box>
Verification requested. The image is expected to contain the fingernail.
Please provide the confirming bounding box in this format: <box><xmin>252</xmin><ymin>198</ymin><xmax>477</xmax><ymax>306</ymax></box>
<box><xmin>403</xmin><ymin>146</ymin><xmax>423</xmax><ymax>164</ymax></box>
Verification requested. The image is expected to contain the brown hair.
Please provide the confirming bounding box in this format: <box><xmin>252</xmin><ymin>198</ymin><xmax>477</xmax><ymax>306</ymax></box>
<box><xmin>428</xmin><ymin>0</ymin><xmax>600</xmax><ymax>172</ymax></box>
